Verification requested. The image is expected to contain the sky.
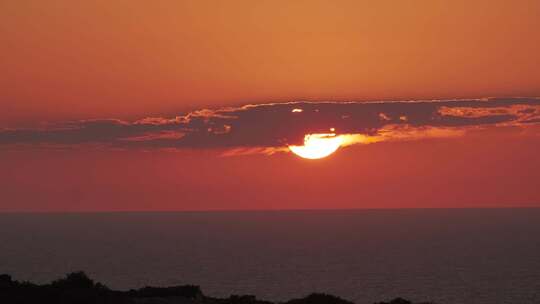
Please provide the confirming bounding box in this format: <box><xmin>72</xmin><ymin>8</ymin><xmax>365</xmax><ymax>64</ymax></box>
<box><xmin>1</xmin><ymin>0</ymin><xmax>540</xmax><ymax>211</ymax></box>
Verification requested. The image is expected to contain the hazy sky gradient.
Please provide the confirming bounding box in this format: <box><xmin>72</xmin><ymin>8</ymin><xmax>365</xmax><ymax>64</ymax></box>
<box><xmin>2</xmin><ymin>0</ymin><xmax>540</xmax><ymax>124</ymax></box>
<box><xmin>1</xmin><ymin>1</ymin><xmax>539</xmax><ymax>211</ymax></box>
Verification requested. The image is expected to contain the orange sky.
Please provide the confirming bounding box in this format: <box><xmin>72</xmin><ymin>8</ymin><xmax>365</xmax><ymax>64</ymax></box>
<box><xmin>1</xmin><ymin>127</ymin><xmax>539</xmax><ymax>212</ymax></box>
<box><xmin>2</xmin><ymin>0</ymin><xmax>540</xmax><ymax>125</ymax></box>
<box><xmin>1</xmin><ymin>1</ymin><xmax>539</xmax><ymax>211</ymax></box>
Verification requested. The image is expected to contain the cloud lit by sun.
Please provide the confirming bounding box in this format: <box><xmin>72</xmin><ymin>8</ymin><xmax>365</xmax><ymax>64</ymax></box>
<box><xmin>288</xmin><ymin>133</ymin><xmax>343</xmax><ymax>159</ymax></box>
<box><xmin>288</xmin><ymin>132</ymin><xmax>385</xmax><ymax>159</ymax></box>
<box><xmin>0</xmin><ymin>98</ymin><xmax>539</xmax><ymax>158</ymax></box>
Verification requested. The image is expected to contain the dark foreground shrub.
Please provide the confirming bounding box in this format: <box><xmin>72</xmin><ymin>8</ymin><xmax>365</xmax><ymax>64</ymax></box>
<box><xmin>285</xmin><ymin>293</ymin><xmax>354</xmax><ymax>304</ymax></box>
<box><xmin>127</xmin><ymin>285</ymin><xmax>202</xmax><ymax>299</ymax></box>
<box><xmin>374</xmin><ymin>298</ymin><xmax>435</xmax><ymax>304</ymax></box>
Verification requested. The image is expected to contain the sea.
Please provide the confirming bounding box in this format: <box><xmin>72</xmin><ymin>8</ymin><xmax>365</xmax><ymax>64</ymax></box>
<box><xmin>1</xmin><ymin>209</ymin><xmax>539</xmax><ymax>304</ymax></box>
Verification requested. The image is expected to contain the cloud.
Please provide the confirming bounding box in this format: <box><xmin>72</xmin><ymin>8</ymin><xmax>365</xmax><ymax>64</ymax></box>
<box><xmin>1</xmin><ymin>97</ymin><xmax>539</xmax><ymax>154</ymax></box>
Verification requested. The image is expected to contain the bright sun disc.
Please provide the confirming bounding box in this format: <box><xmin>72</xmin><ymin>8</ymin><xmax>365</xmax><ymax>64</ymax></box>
<box><xmin>288</xmin><ymin>133</ymin><xmax>343</xmax><ymax>159</ymax></box>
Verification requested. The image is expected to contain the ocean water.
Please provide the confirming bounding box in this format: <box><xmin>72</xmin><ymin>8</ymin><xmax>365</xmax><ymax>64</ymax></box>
<box><xmin>1</xmin><ymin>209</ymin><xmax>539</xmax><ymax>304</ymax></box>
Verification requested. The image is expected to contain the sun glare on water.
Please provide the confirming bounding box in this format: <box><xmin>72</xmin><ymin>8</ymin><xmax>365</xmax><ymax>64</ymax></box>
<box><xmin>288</xmin><ymin>133</ymin><xmax>343</xmax><ymax>159</ymax></box>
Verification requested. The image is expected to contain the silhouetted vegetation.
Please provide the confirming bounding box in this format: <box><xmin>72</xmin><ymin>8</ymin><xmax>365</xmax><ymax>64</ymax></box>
<box><xmin>0</xmin><ymin>272</ymin><xmax>434</xmax><ymax>304</ymax></box>
<box><xmin>0</xmin><ymin>272</ymin><xmax>126</xmax><ymax>304</ymax></box>
<box><xmin>211</xmin><ymin>294</ymin><xmax>273</xmax><ymax>304</ymax></box>
<box><xmin>127</xmin><ymin>285</ymin><xmax>202</xmax><ymax>299</ymax></box>
<box><xmin>373</xmin><ymin>297</ymin><xmax>434</xmax><ymax>304</ymax></box>
<box><xmin>285</xmin><ymin>293</ymin><xmax>354</xmax><ymax>304</ymax></box>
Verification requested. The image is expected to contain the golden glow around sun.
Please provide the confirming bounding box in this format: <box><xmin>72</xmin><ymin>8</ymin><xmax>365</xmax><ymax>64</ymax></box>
<box><xmin>288</xmin><ymin>133</ymin><xmax>343</xmax><ymax>159</ymax></box>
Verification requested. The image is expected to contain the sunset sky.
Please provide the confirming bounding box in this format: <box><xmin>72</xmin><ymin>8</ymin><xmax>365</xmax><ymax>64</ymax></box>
<box><xmin>1</xmin><ymin>0</ymin><xmax>539</xmax><ymax>211</ymax></box>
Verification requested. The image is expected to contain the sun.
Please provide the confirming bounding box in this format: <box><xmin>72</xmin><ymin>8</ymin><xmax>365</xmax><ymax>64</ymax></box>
<box><xmin>288</xmin><ymin>133</ymin><xmax>343</xmax><ymax>159</ymax></box>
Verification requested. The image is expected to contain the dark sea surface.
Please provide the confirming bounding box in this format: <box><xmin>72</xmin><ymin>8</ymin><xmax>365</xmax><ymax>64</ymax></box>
<box><xmin>1</xmin><ymin>209</ymin><xmax>539</xmax><ymax>304</ymax></box>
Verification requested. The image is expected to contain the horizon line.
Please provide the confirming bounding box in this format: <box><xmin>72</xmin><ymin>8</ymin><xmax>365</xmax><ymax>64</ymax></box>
<box><xmin>1</xmin><ymin>205</ymin><xmax>539</xmax><ymax>215</ymax></box>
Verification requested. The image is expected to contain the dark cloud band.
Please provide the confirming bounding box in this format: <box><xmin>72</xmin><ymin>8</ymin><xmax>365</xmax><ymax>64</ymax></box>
<box><xmin>1</xmin><ymin>98</ymin><xmax>539</xmax><ymax>152</ymax></box>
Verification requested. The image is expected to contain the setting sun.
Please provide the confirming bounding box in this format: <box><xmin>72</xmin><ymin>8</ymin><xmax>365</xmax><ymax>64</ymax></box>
<box><xmin>2</xmin><ymin>1</ymin><xmax>540</xmax><ymax>304</ymax></box>
<box><xmin>288</xmin><ymin>133</ymin><xmax>343</xmax><ymax>159</ymax></box>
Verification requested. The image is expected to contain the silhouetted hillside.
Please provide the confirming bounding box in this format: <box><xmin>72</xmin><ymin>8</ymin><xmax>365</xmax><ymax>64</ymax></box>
<box><xmin>0</xmin><ymin>272</ymin><xmax>434</xmax><ymax>304</ymax></box>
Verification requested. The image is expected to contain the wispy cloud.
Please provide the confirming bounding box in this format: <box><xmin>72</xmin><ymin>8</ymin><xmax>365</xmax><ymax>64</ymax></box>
<box><xmin>1</xmin><ymin>98</ymin><xmax>539</xmax><ymax>154</ymax></box>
